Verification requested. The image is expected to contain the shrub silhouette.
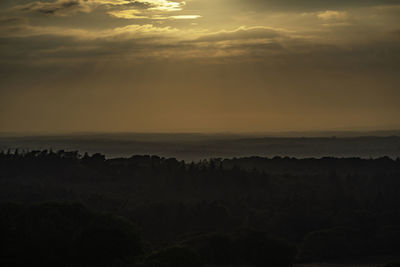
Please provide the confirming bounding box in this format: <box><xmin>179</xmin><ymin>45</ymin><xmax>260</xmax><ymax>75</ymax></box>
<box><xmin>383</xmin><ymin>263</ymin><xmax>400</xmax><ymax>267</ymax></box>
<box><xmin>0</xmin><ymin>203</ymin><xmax>142</xmax><ymax>267</ymax></box>
<box><xmin>233</xmin><ymin>230</ymin><xmax>297</xmax><ymax>267</ymax></box>
<box><xmin>74</xmin><ymin>214</ymin><xmax>142</xmax><ymax>267</ymax></box>
<box><xmin>144</xmin><ymin>246</ymin><xmax>203</xmax><ymax>267</ymax></box>
<box><xmin>299</xmin><ymin>227</ymin><xmax>364</xmax><ymax>261</ymax></box>
<box><xmin>197</xmin><ymin>233</ymin><xmax>234</xmax><ymax>265</ymax></box>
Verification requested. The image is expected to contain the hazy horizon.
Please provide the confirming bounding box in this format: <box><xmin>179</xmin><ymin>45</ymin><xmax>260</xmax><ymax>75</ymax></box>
<box><xmin>2</xmin><ymin>132</ymin><xmax>400</xmax><ymax>161</ymax></box>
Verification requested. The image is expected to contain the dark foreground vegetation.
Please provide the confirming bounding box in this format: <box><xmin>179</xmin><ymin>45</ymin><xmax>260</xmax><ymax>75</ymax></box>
<box><xmin>1</xmin><ymin>150</ymin><xmax>400</xmax><ymax>266</ymax></box>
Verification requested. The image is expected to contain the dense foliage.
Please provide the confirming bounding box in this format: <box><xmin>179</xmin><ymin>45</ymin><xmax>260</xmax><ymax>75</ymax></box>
<box><xmin>1</xmin><ymin>150</ymin><xmax>400</xmax><ymax>266</ymax></box>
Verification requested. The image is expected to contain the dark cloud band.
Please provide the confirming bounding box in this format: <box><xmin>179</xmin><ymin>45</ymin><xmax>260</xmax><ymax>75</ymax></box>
<box><xmin>234</xmin><ymin>0</ymin><xmax>400</xmax><ymax>11</ymax></box>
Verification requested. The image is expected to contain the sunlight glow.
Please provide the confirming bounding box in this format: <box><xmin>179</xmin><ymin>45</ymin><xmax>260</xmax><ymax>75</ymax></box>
<box><xmin>169</xmin><ymin>15</ymin><xmax>201</xmax><ymax>19</ymax></box>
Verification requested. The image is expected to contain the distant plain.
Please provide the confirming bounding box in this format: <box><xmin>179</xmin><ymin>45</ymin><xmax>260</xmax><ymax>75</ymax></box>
<box><xmin>1</xmin><ymin>131</ymin><xmax>399</xmax><ymax>161</ymax></box>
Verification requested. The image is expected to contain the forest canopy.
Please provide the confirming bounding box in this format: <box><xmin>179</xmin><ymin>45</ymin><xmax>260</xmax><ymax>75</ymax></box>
<box><xmin>1</xmin><ymin>150</ymin><xmax>400</xmax><ymax>266</ymax></box>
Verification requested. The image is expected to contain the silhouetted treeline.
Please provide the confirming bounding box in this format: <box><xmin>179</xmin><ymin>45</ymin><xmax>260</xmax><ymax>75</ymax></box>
<box><xmin>1</xmin><ymin>150</ymin><xmax>400</xmax><ymax>266</ymax></box>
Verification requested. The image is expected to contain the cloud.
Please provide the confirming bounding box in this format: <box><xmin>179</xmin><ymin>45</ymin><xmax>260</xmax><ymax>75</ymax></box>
<box><xmin>318</xmin><ymin>10</ymin><xmax>348</xmax><ymax>21</ymax></box>
<box><xmin>15</xmin><ymin>0</ymin><xmax>92</xmax><ymax>16</ymax></box>
<box><xmin>0</xmin><ymin>21</ymin><xmax>288</xmax><ymax>63</ymax></box>
<box><xmin>108</xmin><ymin>9</ymin><xmax>201</xmax><ymax>19</ymax></box>
<box><xmin>194</xmin><ymin>26</ymin><xmax>282</xmax><ymax>42</ymax></box>
<box><xmin>0</xmin><ymin>22</ymin><xmax>190</xmax><ymax>67</ymax></box>
<box><xmin>1</xmin><ymin>0</ymin><xmax>400</xmax><ymax>66</ymax></box>
<box><xmin>0</xmin><ymin>17</ymin><xmax>28</xmax><ymax>26</ymax></box>
<box><xmin>144</xmin><ymin>0</ymin><xmax>184</xmax><ymax>11</ymax></box>
<box><xmin>231</xmin><ymin>0</ymin><xmax>400</xmax><ymax>11</ymax></box>
<box><xmin>108</xmin><ymin>9</ymin><xmax>148</xmax><ymax>19</ymax></box>
<box><xmin>13</xmin><ymin>0</ymin><xmax>184</xmax><ymax>17</ymax></box>
<box><xmin>0</xmin><ymin>20</ymin><xmax>179</xmax><ymax>41</ymax></box>
<box><xmin>170</xmin><ymin>15</ymin><xmax>201</xmax><ymax>19</ymax></box>
<box><xmin>106</xmin><ymin>0</ymin><xmax>188</xmax><ymax>19</ymax></box>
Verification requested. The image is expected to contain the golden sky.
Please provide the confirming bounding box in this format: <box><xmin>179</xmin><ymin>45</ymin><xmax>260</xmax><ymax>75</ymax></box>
<box><xmin>1</xmin><ymin>0</ymin><xmax>400</xmax><ymax>133</ymax></box>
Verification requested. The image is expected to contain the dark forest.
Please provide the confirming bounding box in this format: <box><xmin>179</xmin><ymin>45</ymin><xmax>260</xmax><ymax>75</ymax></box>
<box><xmin>1</xmin><ymin>150</ymin><xmax>400</xmax><ymax>266</ymax></box>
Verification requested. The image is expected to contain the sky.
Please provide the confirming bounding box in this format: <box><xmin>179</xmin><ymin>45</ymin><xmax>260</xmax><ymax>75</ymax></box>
<box><xmin>0</xmin><ymin>0</ymin><xmax>399</xmax><ymax>133</ymax></box>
